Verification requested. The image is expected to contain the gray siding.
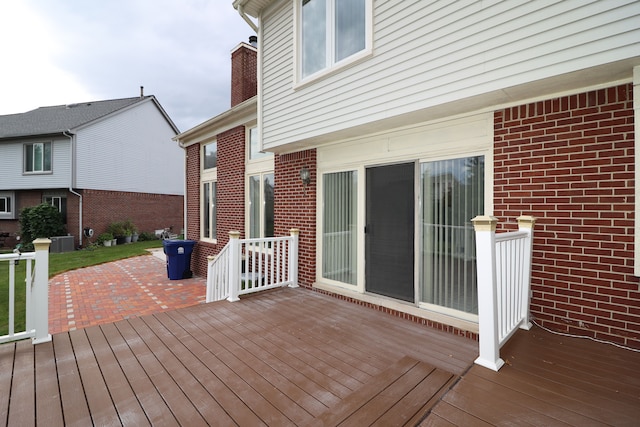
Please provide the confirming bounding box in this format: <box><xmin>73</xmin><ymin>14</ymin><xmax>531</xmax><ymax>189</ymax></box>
<box><xmin>260</xmin><ymin>0</ymin><xmax>640</xmax><ymax>150</ymax></box>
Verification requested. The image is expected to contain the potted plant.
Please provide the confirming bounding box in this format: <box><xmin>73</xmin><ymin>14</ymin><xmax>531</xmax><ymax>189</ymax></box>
<box><xmin>123</xmin><ymin>219</ymin><xmax>138</xmax><ymax>243</ymax></box>
<box><xmin>98</xmin><ymin>232</ymin><xmax>114</xmax><ymax>247</ymax></box>
<box><xmin>108</xmin><ymin>221</ymin><xmax>127</xmax><ymax>245</ymax></box>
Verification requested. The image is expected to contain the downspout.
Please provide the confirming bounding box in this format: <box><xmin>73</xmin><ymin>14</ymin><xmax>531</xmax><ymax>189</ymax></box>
<box><xmin>234</xmin><ymin>1</ymin><xmax>259</xmax><ymax>33</ymax></box>
<box><xmin>63</xmin><ymin>130</ymin><xmax>83</xmax><ymax>247</ymax></box>
<box><xmin>178</xmin><ymin>140</ymin><xmax>188</xmax><ymax>240</ymax></box>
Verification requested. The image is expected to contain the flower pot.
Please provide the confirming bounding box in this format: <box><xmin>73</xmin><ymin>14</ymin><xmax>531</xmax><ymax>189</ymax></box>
<box><xmin>132</xmin><ymin>233</ymin><xmax>139</xmax><ymax>242</ymax></box>
<box><xmin>111</xmin><ymin>239</ymin><xmax>117</xmax><ymax>246</ymax></box>
<box><xmin>103</xmin><ymin>240</ymin><xmax>112</xmax><ymax>247</ymax></box>
<box><xmin>125</xmin><ymin>235</ymin><xmax>132</xmax><ymax>244</ymax></box>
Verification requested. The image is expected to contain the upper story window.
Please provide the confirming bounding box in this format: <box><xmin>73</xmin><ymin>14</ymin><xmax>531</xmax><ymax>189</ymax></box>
<box><xmin>203</xmin><ymin>142</ymin><xmax>218</xmax><ymax>169</ymax></box>
<box><xmin>0</xmin><ymin>192</ymin><xmax>15</xmax><ymax>220</ymax></box>
<box><xmin>24</xmin><ymin>142</ymin><xmax>52</xmax><ymax>173</ymax></box>
<box><xmin>299</xmin><ymin>0</ymin><xmax>370</xmax><ymax>81</ymax></box>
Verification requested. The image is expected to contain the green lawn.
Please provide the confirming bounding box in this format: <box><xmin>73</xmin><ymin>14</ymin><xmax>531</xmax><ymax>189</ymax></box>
<box><xmin>0</xmin><ymin>240</ymin><xmax>163</xmax><ymax>335</ymax></box>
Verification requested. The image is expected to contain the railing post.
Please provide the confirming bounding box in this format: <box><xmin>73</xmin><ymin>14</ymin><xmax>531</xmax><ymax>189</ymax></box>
<box><xmin>288</xmin><ymin>229</ymin><xmax>299</xmax><ymax>288</ymax></box>
<box><xmin>227</xmin><ymin>231</ymin><xmax>241</xmax><ymax>302</ymax></box>
<box><xmin>517</xmin><ymin>215</ymin><xmax>536</xmax><ymax>331</ymax></box>
<box><xmin>206</xmin><ymin>255</ymin><xmax>215</xmax><ymax>303</ymax></box>
<box><xmin>472</xmin><ymin>216</ymin><xmax>503</xmax><ymax>371</ymax></box>
<box><xmin>32</xmin><ymin>238</ymin><xmax>52</xmax><ymax>344</ymax></box>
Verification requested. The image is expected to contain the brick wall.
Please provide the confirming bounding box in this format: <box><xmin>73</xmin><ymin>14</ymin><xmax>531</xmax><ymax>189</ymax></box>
<box><xmin>82</xmin><ymin>189</ymin><xmax>183</xmax><ymax>244</ymax></box>
<box><xmin>274</xmin><ymin>149</ymin><xmax>317</xmax><ymax>288</ymax></box>
<box><xmin>231</xmin><ymin>43</ymin><xmax>257</xmax><ymax>108</ymax></box>
<box><xmin>188</xmin><ymin>126</ymin><xmax>246</xmax><ymax>277</ymax></box>
<box><xmin>494</xmin><ymin>83</ymin><xmax>639</xmax><ymax>348</ymax></box>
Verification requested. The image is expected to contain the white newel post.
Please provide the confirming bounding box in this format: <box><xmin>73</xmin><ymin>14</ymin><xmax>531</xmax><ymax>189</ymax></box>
<box><xmin>32</xmin><ymin>238</ymin><xmax>52</xmax><ymax>344</ymax></box>
<box><xmin>227</xmin><ymin>231</ymin><xmax>241</xmax><ymax>302</ymax></box>
<box><xmin>288</xmin><ymin>229</ymin><xmax>299</xmax><ymax>288</ymax></box>
<box><xmin>472</xmin><ymin>216</ymin><xmax>503</xmax><ymax>371</ymax></box>
<box><xmin>517</xmin><ymin>215</ymin><xmax>536</xmax><ymax>331</ymax></box>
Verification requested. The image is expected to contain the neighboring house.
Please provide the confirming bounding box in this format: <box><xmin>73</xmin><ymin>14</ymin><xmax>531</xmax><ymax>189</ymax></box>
<box><xmin>175</xmin><ymin>38</ymin><xmax>272</xmax><ymax>275</ymax></box>
<box><xmin>222</xmin><ymin>0</ymin><xmax>640</xmax><ymax>349</ymax></box>
<box><xmin>0</xmin><ymin>95</ymin><xmax>184</xmax><ymax>249</ymax></box>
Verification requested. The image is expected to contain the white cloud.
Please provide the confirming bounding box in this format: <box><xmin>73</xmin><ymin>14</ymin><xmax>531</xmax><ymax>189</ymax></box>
<box><xmin>0</xmin><ymin>0</ymin><xmax>255</xmax><ymax>131</ymax></box>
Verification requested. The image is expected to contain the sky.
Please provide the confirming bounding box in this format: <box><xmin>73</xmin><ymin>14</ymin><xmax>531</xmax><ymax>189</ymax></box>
<box><xmin>0</xmin><ymin>0</ymin><xmax>256</xmax><ymax>132</ymax></box>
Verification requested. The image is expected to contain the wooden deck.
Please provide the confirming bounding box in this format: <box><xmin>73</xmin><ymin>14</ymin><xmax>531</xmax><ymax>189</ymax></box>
<box><xmin>1</xmin><ymin>287</ymin><xmax>639</xmax><ymax>426</ymax></box>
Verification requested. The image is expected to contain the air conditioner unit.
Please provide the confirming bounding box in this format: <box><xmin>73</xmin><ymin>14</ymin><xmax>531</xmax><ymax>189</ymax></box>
<box><xmin>50</xmin><ymin>236</ymin><xmax>74</xmax><ymax>253</ymax></box>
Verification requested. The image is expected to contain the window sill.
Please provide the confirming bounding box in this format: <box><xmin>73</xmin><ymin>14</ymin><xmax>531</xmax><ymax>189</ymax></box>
<box><xmin>293</xmin><ymin>48</ymin><xmax>373</xmax><ymax>91</ymax></box>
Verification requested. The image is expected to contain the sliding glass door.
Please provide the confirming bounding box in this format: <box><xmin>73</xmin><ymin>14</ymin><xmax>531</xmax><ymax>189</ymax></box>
<box><xmin>420</xmin><ymin>156</ymin><xmax>484</xmax><ymax>314</ymax></box>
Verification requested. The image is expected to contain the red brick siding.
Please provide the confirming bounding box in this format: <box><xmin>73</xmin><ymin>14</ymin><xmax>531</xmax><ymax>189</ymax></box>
<box><xmin>188</xmin><ymin>126</ymin><xmax>246</xmax><ymax>277</ymax></box>
<box><xmin>494</xmin><ymin>83</ymin><xmax>639</xmax><ymax>348</ymax></box>
<box><xmin>0</xmin><ymin>190</ymin><xmax>42</xmax><ymax>248</ymax></box>
<box><xmin>274</xmin><ymin>149</ymin><xmax>317</xmax><ymax>288</ymax></box>
<box><xmin>82</xmin><ymin>189</ymin><xmax>183</xmax><ymax>243</ymax></box>
<box><xmin>1</xmin><ymin>189</ymin><xmax>182</xmax><ymax>249</ymax></box>
<box><xmin>231</xmin><ymin>44</ymin><xmax>257</xmax><ymax>108</ymax></box>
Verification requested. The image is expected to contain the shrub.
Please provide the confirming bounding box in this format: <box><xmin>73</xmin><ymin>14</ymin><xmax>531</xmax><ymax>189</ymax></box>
<box><xmin>137</xmin><ymin>231</ymin><xmax>158</xmax><ymax>241</ymax></box>
<box><xmin>19</xmin><ymin>203</ymin><xmax>65</xmax><ymax>250</ymax></box>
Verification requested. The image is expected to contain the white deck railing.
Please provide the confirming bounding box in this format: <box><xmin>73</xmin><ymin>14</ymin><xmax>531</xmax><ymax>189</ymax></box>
<box><xmin>472</xmin><ymin>216</ymin><xmax>535</xmax><ymax>371</ymax></box>
<box><xmin>0</xmin><ymin>238</ymin><xmax>52</xmax><ymax>344</ymax></box>
<box><xmin>206</xmin><ymin>229</ymin><xmax>299</xmax><ymax>303</ymax></box>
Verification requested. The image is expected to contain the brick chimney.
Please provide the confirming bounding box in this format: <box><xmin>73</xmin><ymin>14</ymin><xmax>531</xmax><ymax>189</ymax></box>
<box><xmin>230</xmin><ymin>37</ymin><xmax>257</xmax><ymax>107</ymax></box>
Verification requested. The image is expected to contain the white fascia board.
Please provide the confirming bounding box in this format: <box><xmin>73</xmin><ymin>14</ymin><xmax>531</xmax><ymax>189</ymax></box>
<box><xmin>174</xmin><ymin>97</ymin><xmax>257</xmax><ymax>147</ymax></box>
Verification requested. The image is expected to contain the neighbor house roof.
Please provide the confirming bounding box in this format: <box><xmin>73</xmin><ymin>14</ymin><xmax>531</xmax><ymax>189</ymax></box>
<box><xmin>0</xmin><ymin>96</ymin><xmax>179</xmax><ymax>140</ymax></box>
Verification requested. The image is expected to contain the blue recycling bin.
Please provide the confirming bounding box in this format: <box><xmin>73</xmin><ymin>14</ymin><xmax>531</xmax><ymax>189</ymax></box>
<box><xmin>163</xmin><ymin>240</ymin><xmax>196</xmax><ymax>280</ymax></box>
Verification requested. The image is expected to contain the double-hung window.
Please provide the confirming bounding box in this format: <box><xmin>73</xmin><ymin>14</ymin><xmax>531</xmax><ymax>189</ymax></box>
<box><xmin>44</xmin><ymin>194</ymin><xmax>67</xmax><ymax>224</ymax></box>
<box><xmin>246</xmin><ymin>126</ymin><xmax>275</xmax><ymax>239</ymax></box>
<box><xmin>202</xmin><ymin>141</ymin><xmax>218</xmax><ymax>241</ymax></box>
<box><xmin>299</xmin><ymin>0</ymin><xmax>370</xmax><ymax>80</ymax></box>
<box><xmin>24</xmin><ymin>142</ymin><xmax>52</xmax><ymax>173</ymax></box>
<box><xmin>0</xmin><ymin>192</ymin><xmax>15</xmax><ymax>220</ymax></box>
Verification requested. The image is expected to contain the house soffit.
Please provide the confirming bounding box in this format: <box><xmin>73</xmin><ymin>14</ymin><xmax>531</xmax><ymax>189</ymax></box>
<box><xmin>174</xmin><ymin>97</ymin><xmax>257</xmax><ymax>147</ymax></box>
<box><xmin>233</xmin><ymin>0</ymin><xmax>275</xmax><ymax>18</ymax></box>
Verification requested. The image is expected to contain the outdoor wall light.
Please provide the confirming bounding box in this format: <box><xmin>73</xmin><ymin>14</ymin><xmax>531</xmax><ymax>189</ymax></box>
<box><xmin>300</xmin><ymin>167</ymin><xmax>311</xmax><ymax>195</ymax></box>
<box><xmin>300</xmin><ymin>167</ymin><xmax>311</xmax><ymax>186</ymax></box>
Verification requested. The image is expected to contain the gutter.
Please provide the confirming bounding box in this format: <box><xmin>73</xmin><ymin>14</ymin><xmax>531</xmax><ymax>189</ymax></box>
<box><xmin>63</xmin><ymin>130</ymin><xmax>83</xmax><ymax>247</ymax></box>
<box><xmin>233</xmin><ymin>0</ymin><xmax>259</xmax><ymax>33</ymax></box>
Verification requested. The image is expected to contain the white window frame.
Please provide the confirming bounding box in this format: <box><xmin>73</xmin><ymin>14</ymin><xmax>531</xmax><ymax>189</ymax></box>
<box><xmin>203</xmin><ymin>141</ymin><xmax>218</xmax><ymax>170</ymax></box>
<box><xmin>202</xmin><ymin>140</ymin><xmax>218</xmax><ymax>242</ymax></box>
<box><xmin>24</xmin><ymin>141</ymin><xmax>52</xmax><ymax>173</ymax></box>
<box><xmin>246</xmin><ymin>125</ymin><xmax>275</xmax><ymax>239</ymax></box>
<box><xmin>0</xmin><ymin>191</ymin><xmax>16</xmax><ymax>220</ymax></box>
<box><xmin>294</xmin><ymin>0</ymin><xmax>373</xmax><ymax>86</ymax></box>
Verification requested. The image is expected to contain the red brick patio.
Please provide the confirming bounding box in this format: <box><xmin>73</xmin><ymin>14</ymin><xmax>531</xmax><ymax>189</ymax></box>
<box><xmin>48</xmin><ymin>253</ymin><xmax>206</xmax><ymax>334</ymax></box>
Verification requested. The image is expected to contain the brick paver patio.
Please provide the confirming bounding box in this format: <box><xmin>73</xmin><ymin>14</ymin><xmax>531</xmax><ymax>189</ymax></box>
<box><xmin>48</xmin><ymin>253</ymin><xmax>206</xmax><ymax>334</ymax></box>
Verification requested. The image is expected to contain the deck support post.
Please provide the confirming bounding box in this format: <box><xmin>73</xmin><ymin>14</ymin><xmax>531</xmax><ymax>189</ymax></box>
<box><xmin>472</xmin><ymin>216</ymin><xmax>503</xmax><ymax>371</ymax></box>
<box><xmin>32</xmin><ymin>238</ymin><xmax>52</xmax><ymax>344</ymax></box>
<box><xmin>227</xmin><ymin>231</ymin><xmax>241</xmax><ymax>302</ymax></box>
<box><xmin>288</xmin><ymin>229</ymin><xmax>299</xmax><ymax>288</ymax></box>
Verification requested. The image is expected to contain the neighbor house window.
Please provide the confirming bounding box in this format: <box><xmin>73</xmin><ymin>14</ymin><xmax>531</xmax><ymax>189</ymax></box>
<box><xmin>24</xmin><ymin>142</ymin><xmax>52</xmax><ymax>173</ymax></box>
<box><xmin>44</xmin><ymin>195</ymin><xmax>67</xmax><ymax>225</ymax></box>
<box><xmin>203</xmin><ymin>142</ymin><xmax>217</xmax><ymax>169</ymax></box>
<box><xmin>248</xmin><ymin>173</ymin><xmax>274</xmax><ymax>238</ymax></box>
<box><xmin>419</xmin><ymin>156</ymin><xmax>484</xmax><ymax>315</ymax></box>
<box><xmin>322</xmin><ymin>170</ymin><xmax>357</xmax><ymax>285</ymax></box>
<box><xmin>0</xmin><ymin>192</ymin><xmax>15</xmax><ymax>220</ymax></box>
<box><xmin>203</xmin><ymin>181</ymin><xmax>216</xmax><ymax>240</ymax></box>
<box><xmin>299</xmin><ymin>0</ymin><xmax>369</xmax><ymax>79</ymax></box>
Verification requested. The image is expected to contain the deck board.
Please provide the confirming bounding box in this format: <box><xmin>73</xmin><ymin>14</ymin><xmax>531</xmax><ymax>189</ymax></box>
<box><xmin>34</xmin><ymin>341</ymin><xmax>65</xmax><ymax>427</ymax></box>
<box><xmin>1</xmin><ymin>287</ymin><xmax>639</xmax><ymax>426</ymax></box>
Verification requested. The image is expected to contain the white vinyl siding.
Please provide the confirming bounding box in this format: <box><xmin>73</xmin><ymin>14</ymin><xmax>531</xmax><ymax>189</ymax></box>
<box><xmin>0</xmin><ymin>138</ymin><xmax>70</xmax><ymax>189</ymax></box>
<box><xmin>75</xmin><ymin>100</ymin><xmax>183</xmax><ymax>194</ymax></box>
<box><xmin>260</xmin><ymin>0</ymin><xmax>640</xmax><ymax>151</ymax></box>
